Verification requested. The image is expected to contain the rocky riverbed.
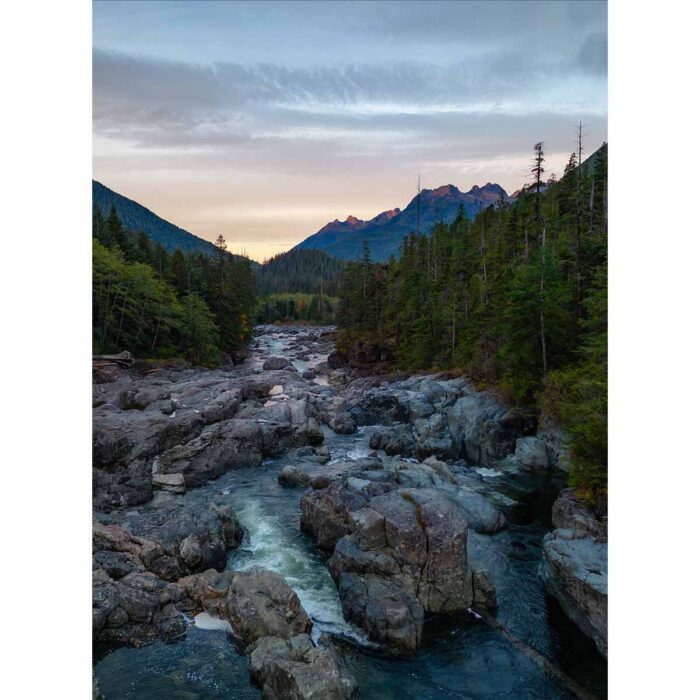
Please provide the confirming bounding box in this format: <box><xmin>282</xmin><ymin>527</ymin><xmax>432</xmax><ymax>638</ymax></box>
<box><xmin>93</xmin><ymin>325</ymin><xmax>607</xmax><ymax>699</ymax></box>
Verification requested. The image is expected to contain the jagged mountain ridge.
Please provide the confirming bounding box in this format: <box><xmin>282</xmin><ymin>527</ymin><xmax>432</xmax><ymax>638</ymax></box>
<box><xmin>295</xmin><ymin>182</ymin><xmax>511</xmax><ymax>261</ymax></box>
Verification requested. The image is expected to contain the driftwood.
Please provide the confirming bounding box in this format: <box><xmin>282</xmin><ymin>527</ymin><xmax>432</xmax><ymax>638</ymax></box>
<box><xmin>92</xmin><ymin>351</ymin><xmax>135</xmax><ymax>369</ymax></box>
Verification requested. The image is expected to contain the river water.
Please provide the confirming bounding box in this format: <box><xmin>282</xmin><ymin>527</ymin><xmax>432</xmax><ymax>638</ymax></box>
<box><xmin>94</xmin><ymin>328</ymin><xmax>607</xmax><ymax>699</ymax></box>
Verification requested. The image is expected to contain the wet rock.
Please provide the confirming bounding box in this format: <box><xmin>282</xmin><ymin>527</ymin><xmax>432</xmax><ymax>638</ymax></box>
<box><xmin>349</xmin><ymin>392</ymin><xmax>409</xmax><ymax>426</ymax></box>
<box><xmin>446</xmin><ymin>392</ymin><xmax>536</xmax><ymax>465</ymax></box>
<box><xmin>314</xmin><ymin>446</ymin><xmax>331</xmax><ymax>464</ymax></box>
<box><xmin>472</xmin><ymin>569</ymin><xmax>498</xmax><ymax>609</ymax></box>
<box><xmin>552</xmin><ymin>488</ymin><xmax>607</xmax><ymax>539</ymax></box>
<box><xmin>263</xmin><ymin>356</ymin><xmax>294</xmax><ymax>371</ymax></box>
<box><xmin>368</xmin><ymin>425</ymin><xmax>416</xmax><ymax>456</ymax></box>
<box><xmin>514</xmin><ymin>436</ymin><xmax>550</xmax><ymax>469</ymax></box>
<box><xmin>279</xmin><ymin>466</ymin><xmax>312</xmax><ymax>488</ymax></box>
<box><xmin>540</xmin><ymin>531</ymin><xmax>607</xmax><ymax>658</ymax></box>
<box><xmin>337</xmin><ymin>573</ymin><xmax>423</xmax><ymax>654</ymax></box>
<box><xmin>307</xmin><ymin>479</ymin><xmax>484</xmax><ymax>653</ymax></box>
<box><xmin>183</xmin><ymin>567</ymin><xmax>312</xmax><ymax>647</ymax></box>
<box><xmin>92</xmin><ymin>568</ymin><xmax>193</xmax><ymax>646</ymax></box>
<box><xmin>249</xmin><ymin>634</ymin><xmax>357</xmax><ymax>699</ymax></box>
<box><xmin>540</xmin><ymin>488</ymin><xmax>607</xmax><ymax>657</ymax></box>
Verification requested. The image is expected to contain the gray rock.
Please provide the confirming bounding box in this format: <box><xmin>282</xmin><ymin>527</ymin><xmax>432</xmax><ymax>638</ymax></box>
<box><xmin>263</xmin><ymin>356</ymin><xmax>294</xmax><ymax>371</ymax></box>
<box><xmin>278</xmin><ymin>466</ymin><xmax>312</xmax><ymax>488</ymax></box>
<box><xmin>249</xmin><ymin>634</ymin><xmax>357</xmax><ymax>699</ymax></box>
<box><xmin>514</xmin><ymin>436</ymin><xmax>550</xmax><ymax>469</ymax></box>
<box><xmin>540</xmin><ymin>531</ymin><xmax>607</xmax><ymax>657</ymax></box>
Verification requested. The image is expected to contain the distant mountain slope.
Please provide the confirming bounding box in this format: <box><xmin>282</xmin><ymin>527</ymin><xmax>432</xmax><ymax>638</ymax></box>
<box><xmin>295</xmin><ymin>183</ymin><xmax>511</xmax><ymax>261</ymax></box>
<box><xmin>93</xmin><ymin>180</ymin><xmax>218</xmax><ymax>256</ymax></box>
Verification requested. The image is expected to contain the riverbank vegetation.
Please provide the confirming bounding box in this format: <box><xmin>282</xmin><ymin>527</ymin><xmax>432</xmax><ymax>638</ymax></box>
<box><xmin>254</xmin><ymin>292</ymin><xmax>338</xmax><ymax>325</ymax></box>
<box><xmin>337</xmin><ymin>143</ymin><xmax>608</xmax><ymax>501</ymax></box>
<box><xmin>93</xmin><ymin>207</ymin><xmax>255</xmax><ymax>365</ymax></box>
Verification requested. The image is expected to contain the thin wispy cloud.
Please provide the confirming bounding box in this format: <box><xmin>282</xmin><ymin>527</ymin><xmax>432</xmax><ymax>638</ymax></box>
<box><xmin>93</xmin><ymin>0</ymin><xmax>607</xmax><ymax>261</ymax></box>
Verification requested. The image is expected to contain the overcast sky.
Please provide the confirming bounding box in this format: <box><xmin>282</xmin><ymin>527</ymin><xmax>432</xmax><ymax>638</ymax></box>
<box><xmin>93</xmin><ymin>0</ymin><xmax>607</xmax><ymax>261</ymax></box>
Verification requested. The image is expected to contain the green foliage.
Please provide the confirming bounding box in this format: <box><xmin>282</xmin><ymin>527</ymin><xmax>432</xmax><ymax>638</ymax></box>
<box><xmin>93</xmin><ymin>208</ymin><xmax>256</xmax><ymax>365</ymax></box>
<box><xmin>254</xmin><ymin>293</ymin><xmax>338</xmax><ymax>324</ymax></box>
<box><xmin>337</xmin><ymin>142</ymin><xmax>608</xmax><ymax>497</ymax></box>
<box><xmin>255</xmin><ymin>248</ymin><xmax>346</xmax><ymax>296</ymax></box>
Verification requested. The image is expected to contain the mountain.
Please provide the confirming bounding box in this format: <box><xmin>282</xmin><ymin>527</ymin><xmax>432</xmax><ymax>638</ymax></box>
<box><xmin>93</xmin><ymin>180</ymin><xmax>219</xmax><ymax>256</ymax></box>
<box><xmin>295</xmin><ymin>183</ymin><xmax>511</xmax><ymax>261</ymax></box>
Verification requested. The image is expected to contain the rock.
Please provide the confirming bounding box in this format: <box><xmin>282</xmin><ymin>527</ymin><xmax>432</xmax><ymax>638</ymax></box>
<box><xmin>337</xmin><ymin>573</ymin><xmax>423</xmax><ymax>654</ymax></box>
<box><xmin>310</xmin><ymin>480</ymin><xmax>480</xmax><ymax>653</ymax></box>
<box><xmin>514</xmin><ymin>436</ymin><xmax>550</xmax><ymax>469</ymax></box>
<box><xmin>445</xmin><ymin>488</ymin><xmax>508</xmax><ymax>534</ymax></box>
<box><xmin>349</xmin><ymin>392</ymin><xmax>409</xmax><ymax>426</ymax></box>
<box><xmin>446</xmin><ymin>392</ymin><xmax>536</xmax><ymax>465</ymax></box>
<box><xmin>421</xmin><ymin>456</ymin><xmax>456</xmax><ymax>483</ymax></box>
<box><xmin>279</xmin><ymin>466</ymin><xmax>312</xmax><ymax>488</ymax></box>
<box><xmin>226</xmin><ymin>568</ymin><xmax>313</xmax><ymax>646</ymax></box>
<box><xmin>552</xmin><ymin>488</ymin><xmax>606</xmax><ymax>539</ymax></box>
<box><xmin>249</xmin><ymin>634</ymin><xmax>357</xmax><ymax>699</ymax></box>
<box><xmin>311</xmin><ymin>474</ymin><xmax>331</xmax><ymax>489</ymax></box>
<box><xmin>540</xmin><ymin>531</ymin><xmax>607</xmax><ymax>658</ymax></box>
<box><xmin>263</xmin><ymin>356</ymin><xmax>294</xmax><ymax>371</ymax></box>
<box><xmin>92</xmin><ymin>568</ymin><xmax>194</xmax><ymax>646</ymax></box>
<box><xmin>179</xmin><ymin>534</ymin><xmax>202</xmax><ymax>568</ymax></box>
<box><xmin>152</xmin><ymin>472</ymin><xmax>186</xmax><ymax>493</ymax></box>
<box><xmin>302</xmin><ymin>369</ymin><xmax>317</xmax><ymax>379</ymax></box>
<box><xmin>368</xmin><ymin>426</ymin><xmax>416</xmax><ymax>456</ymax></box>
<box><xmin>314</xmin><ymin>446</ymin><xmax>331</xmax><ymax>464</ymax></box>
<box><xmin>472</xmin><ymin>569</ymin><xmax>498</xmax><ymax>609</ymax></box>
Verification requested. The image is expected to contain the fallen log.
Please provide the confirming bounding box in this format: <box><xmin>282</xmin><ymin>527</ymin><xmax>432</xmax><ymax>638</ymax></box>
<box><xmin>92</xmin><ymin>351</ymin><xmax>135</xmax><ymax>368</ymax></box>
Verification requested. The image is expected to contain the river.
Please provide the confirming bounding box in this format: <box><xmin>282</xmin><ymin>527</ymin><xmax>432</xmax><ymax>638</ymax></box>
<box><xmin>94</xmin><ymin>327</ymin><xmax>607</xmax><ymax>699</ymax></box>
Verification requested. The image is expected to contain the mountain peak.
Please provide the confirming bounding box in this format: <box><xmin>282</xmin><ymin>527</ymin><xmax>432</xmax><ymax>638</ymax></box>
<box><xmin>345</xmin><ymin>215</ymin><xmax>360</xmax><ymax>225</ymax></box>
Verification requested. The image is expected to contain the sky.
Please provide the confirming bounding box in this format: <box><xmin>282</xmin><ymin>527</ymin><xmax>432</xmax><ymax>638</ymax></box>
<box><xmin>93</xmin><ymin>0</ymin><xmax>607</xmax><ymax>262</ymax></box>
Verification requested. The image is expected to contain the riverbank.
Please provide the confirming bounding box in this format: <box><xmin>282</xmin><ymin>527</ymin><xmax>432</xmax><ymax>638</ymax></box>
<box><xmin>93</xmin><ymin>324</ymin><xmax>607</xmax><ymax>698</ymax></box>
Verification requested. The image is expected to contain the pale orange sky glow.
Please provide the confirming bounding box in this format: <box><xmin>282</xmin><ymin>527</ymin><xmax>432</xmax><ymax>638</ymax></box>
<box><xmin>93</xmin><ymin>1</ymin><xmax>607</xmax><ymax>263</ymax></box>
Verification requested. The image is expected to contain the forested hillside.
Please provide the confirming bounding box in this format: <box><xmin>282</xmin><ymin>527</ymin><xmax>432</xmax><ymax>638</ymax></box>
<box><xmin>337</xmin><ymin>143</ymin><xmax>608</xmax><ymax>501</ymax></box>
<box><xmin>94</xmin><ymin>180</ymin><xmax>224</xmax><ymax>256</ymax></box>
<box><xmin>93</xmin><ymin>205</ymin><xmax>255</xmax><ymax>365</ymax></box>
<box><xmin>255</xmin><ymin>248</ymin><xmax>345</xmax><ymax>296</ymax></box>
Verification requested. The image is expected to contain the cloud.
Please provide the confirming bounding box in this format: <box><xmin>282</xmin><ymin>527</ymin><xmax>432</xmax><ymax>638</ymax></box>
<box><xmin>94</xmin><ymin>46</ymin><xmax>606</xmax><ymax>150</ymax></box>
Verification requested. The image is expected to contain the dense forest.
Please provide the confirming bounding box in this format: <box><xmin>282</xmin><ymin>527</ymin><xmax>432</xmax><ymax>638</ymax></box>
<box><xmin>254</xmin><ymin>292</ymin><xmax>338</xmax><ymax>325</ymax></box>
<box><xmin>253</xmin><ymin>247</ymin><xmax>345</xmax><ymax>324</ymax></box>
<box><xmin>255</xmin><ymin>248</ymin><xmax>345</xmax><ymax>296</ymax></box>
<box><xmin>337</xmin><ymin>143</ymin><xmax>608</xmax><ymax>502</ymax></box>
<box><xmin>93</xmin><ymin>180</ymin><xmax>223</xmax><ymax>256</ymax></box>
<box><xmin>93</xmin><ymin>206</ymin><xmax>255</xmax><ymax>365</ymax></box>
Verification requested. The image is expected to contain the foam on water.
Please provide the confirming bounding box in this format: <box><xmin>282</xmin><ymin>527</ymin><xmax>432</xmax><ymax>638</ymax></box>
<box><xmin>194</xmin><ymin>612</ymin><xmax>233</xmax><ymax>634</ymax></box>
<box><xmin>474</xmin><ymin>467</ymin><xmax>501</xmax><ymax>478</ymax></box>
<box><xmin>229</xmin><ymin>499</ymin><xmax>371</xmax><ymax>646</ymax></box>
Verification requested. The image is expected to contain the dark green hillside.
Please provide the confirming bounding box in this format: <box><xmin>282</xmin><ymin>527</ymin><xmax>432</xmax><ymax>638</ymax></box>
<box><xmin>255</xmin><ymin>248</ymin><xmax>346</xmax><ymax>296</ymax></box>
<box><xmin>337</xmin><ymin>142</ymin><xmax>608</xmax><ymax>503</ymax></box>
<box><xmin>93</xmin><ymin>180</ymin><xmax>220</xmax><ymax>256</ymax></box>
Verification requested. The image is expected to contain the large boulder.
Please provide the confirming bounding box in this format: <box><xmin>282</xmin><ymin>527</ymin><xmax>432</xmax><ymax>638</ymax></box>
<box><xmin>539</xmin><ymin>489</ymin><xmax>607</xmax><ymax>657</ymax></box>
<box><xmin>263</xmin><ymin>356</ymin><xmax>295</xmax><ymax>371</ymax></box>
<box><xmin>446</xmin><ymin>392</ymin><xmax>536</xmax><ymax>465</ymax></box>
<box><xmin>182</xmin><ymin>567</ymin><xmax>312</xmax><ymax>647</ymax></box>
<box><xmin>540</xmin><ymin>531</ymin><xmax>607</xmax><ymax>657</ymax></box>
<box><xmin>303</xmin><ymin>478</ymin><xmax>496</xmax><ymax>653</ymax></box>
<box><xmin>92</xmin><ymin>568</ymin><xmax>194</xmax><ymax>647</ymax></box>
<box><xmin>249</xmin><ymin>634</ymin><xmax>357</xmax><ymax>699</ymax></box>
<box><xmin>514</xmin><ymin>436</ymin><xmax>550</xmax><ymax>469</ymax></box>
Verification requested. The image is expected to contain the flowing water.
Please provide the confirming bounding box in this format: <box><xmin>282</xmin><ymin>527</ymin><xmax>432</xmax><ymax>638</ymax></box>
<box><xmin>94</xmin><ymin>329</ymin><xmax>607</xmax><ymax>699</ymax></box>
